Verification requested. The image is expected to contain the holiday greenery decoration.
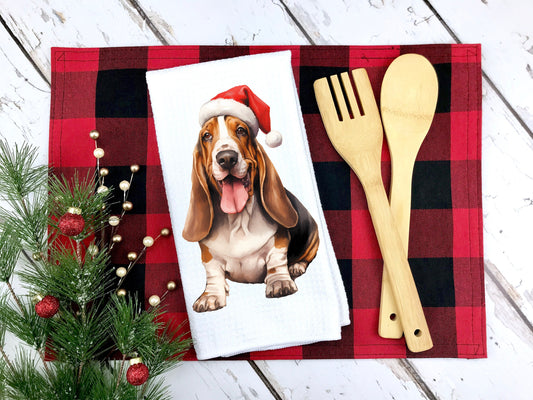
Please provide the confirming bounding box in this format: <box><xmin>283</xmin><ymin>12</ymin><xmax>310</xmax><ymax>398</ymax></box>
<box><xmin>0</xmin><ymin>138</ymin><xmax>190</xmax><ymax>399</ymax></box>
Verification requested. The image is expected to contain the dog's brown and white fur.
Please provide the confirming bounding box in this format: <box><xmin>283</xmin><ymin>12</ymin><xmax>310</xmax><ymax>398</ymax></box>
<box><xmin>182</xmin><ymin>115</ymin><xmax>320</xmax><ymax>312</ymax></box>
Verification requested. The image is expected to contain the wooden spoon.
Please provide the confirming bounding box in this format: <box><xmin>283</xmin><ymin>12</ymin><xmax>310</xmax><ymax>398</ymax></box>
<box><xmin>378</xmin><ymin>53</ymin><xmax>439</xmax><ymax>339</ymax></box>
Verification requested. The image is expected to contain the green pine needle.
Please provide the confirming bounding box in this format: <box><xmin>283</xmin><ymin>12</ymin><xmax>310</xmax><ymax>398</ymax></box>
<box><xmin>43</xmin><ymin>361</ymin><xmax>78</xmax><ymax>400</ymax></box>
<box><xmin>139</xmin><ymin>319</ymin><xmax>191</xmax><ymax>378</ymax></box>
<box><xmin>18</xmin><ymin>241</ymin><xmax>113</xmax><ymax>307</ymax></box>
<box><xmin>0</xmin><ymin>224</ymin><xmax>21</xmax><ymax>282</ymax></box>
<box><xmin>0</xmin><ymin>140</ymin><xmax>190</xmax><ymax>399</ymax></box>
<box><xmin>82</xmin><ymin>362</ymin><xmax>137</xmax><ymax>400</ymax></box>
<box><xmin>138</xmin><ymin>378</ymin><xmax>173</xmax><ymax>400</ymax></box>
<box><xmin>49</xmin><ymin>171</ymin><xmax>112</xmax><ymax>240</ymax></box>
<box><xmin>0</xmin><ymin>294</ymin><xmax>50</xmax><ymax>351</ymax></box>
<box><xmin>0</xmin><ymin>292</ymin><xmax>7</xmax><ymax>345</ymax></box>
<box><xmin>108</xmin><ymin>294</ymin><xmax>159</xmax><ymax>357</ymax></box>
<box><xmin>0</xmin><ymin>140</ymin><xmax>48</xmax><ymax>202</ymax></box>
<box><xmin>48</xmin><ymin>300</ymin><xmax>111</xmax><ymax>365</ymax></box>
<box><xmin>0</xmin><ymin>189</ymin><xmax>49</xmax><ymax>254</ymax></box>
<box><xmin>0</xmin><ymin>139</ymin><xmax>49</xmax><ymax>253</ymax></box>
<box><xmin>2</xmin><ymin>349</ymin><xmax>51</xmax><ymax>400</ymax></box>
<box><xmin>0</xmin><ymin>360</ymin><xmax>6</xmax><ymax>398</ymax></box>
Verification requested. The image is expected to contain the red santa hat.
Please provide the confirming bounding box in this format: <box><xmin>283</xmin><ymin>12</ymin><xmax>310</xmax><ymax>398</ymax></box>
<box><xmin>198</xmin><ymin>85</ymin><xmax>283</xmax><ymax>148</ymax></box>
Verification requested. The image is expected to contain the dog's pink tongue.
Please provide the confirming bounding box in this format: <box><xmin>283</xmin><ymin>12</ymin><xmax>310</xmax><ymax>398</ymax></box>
<box><xmin>221</xmin><ymin>178</ymin><xmax>248</xmax><ymax>214</ymax></box>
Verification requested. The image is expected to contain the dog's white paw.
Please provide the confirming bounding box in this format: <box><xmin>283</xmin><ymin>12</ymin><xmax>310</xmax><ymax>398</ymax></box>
<box><xmin>289</xmin><ymin>261</ymin><xmax>308</xmax><ymax>278</ymax></box>
<box><xmin>193</xmin><ymin>292</ymin><xmax>226</xmax><ymax>312</ymax></box>
<box><xmin>265</xmin><ymin>278</ymin><xmax>298</xmax><ymax>298</ymax></box>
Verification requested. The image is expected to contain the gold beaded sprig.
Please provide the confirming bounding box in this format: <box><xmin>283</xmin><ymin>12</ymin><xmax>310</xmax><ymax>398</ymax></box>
<box><xmin>89</xmin><ymin>129</ymin><xmax>177</xmax><ymax>307</ymax></box>
<box><xmin>89</xmin><ymin>129</ymin><xmax>142</xmax><ymax>249</ymax></box>
<box><xmin>116</xmin><ymin>228</ymin><xmax>172</xmax><ymax>289</ymax></box>
<box><xmin>90</xmin><ymin>130</ymin><xmax>107</xmax><ymax>192</ymax></box>
<box><xmin>147</xmin><ymin>279</ymin><xmax>178</xmax><ymax>309</ymax></box>
<box><xmin>108</xmin><ymin>164</ymin><xmax>141</xmax><ymax>248</ymax></box>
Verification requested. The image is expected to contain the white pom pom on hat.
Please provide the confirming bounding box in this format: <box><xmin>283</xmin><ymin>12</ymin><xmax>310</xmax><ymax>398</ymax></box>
<box><xmin>265</xmin><ymin>130</ymin><xmax>282</xmax><ymax>148</ymax></box>
<box><xmin>198</xmin><ymin>85</ymin><xmax>283</xmax><ymax>148</ymax></box>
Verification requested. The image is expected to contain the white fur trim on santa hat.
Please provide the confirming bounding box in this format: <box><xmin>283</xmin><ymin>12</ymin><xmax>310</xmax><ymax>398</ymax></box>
<box><xmin>198</xmin><ymin>98</ymin><xmax>259</xmax><ymax>134</ymax></box>
<box><xmin>265</xmin><ymin>130</ymin><xmax>282</xmax><ymax>147</ymax></box>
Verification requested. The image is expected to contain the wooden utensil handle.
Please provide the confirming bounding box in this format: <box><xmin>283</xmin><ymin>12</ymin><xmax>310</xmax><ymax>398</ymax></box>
<box><xmin>389</xmin><ymin>157</ymin><xmax>417</xmax><ymax>248</ymax></box>
<box><xmin>379</xmin><ymin>272</ymin><xmax>403</xmax><ymax>337</ymax></box>
<box><xmin>362</xmin><ymin>175</ymin><xmax>433</xmax><ymax>352</ymax></box>
<box><xmin>379</xmin><ymin>159</ymin><xmax>417</xmax><ymax>339</ymax></box>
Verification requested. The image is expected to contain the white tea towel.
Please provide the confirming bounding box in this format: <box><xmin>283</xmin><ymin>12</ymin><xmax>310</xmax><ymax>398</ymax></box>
<box><xmin>146</xmin><ymin>50</ymin><xmax>349</xmax><ymax>360</ymax></box>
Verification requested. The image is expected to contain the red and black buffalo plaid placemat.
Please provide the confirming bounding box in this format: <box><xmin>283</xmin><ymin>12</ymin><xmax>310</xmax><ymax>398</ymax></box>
<box><xmin>49</xmin><ymin>44</ymin><xmax>485</xmax><ymax>359</ymax></box>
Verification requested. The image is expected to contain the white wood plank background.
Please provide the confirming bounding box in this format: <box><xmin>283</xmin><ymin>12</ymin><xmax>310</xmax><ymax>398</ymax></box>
<box><xmin>0</xmin><ymin>0</ymin><xmax>532</xmax><ymax>398</ymax></box>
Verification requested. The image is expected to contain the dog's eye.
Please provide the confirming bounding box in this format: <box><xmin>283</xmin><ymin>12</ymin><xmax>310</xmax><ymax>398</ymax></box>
<box><xmin>202</xmin><ymin>131</ymin><xmax>213</xmax><ymax>142</ymax></box>
<box><xmin>236</xmin><ymin>127</ymin><xmax>247</xmax><ymax>137</ymax></box>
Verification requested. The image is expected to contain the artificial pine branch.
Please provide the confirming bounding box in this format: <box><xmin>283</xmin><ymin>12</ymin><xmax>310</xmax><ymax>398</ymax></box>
<box><xmin>0</xmin><ymin>141</ymin><xmax>49</xmax><ymax>255</ymax></box>
<box><xmin>48</xmin><ymin>300</ymin><xmax>111</xmax><ymax>365</ymax></box>
<box><xmin>0</xmin><ymin>225</ymin><xmax>20</xmax><ymax>282</ymax></box>
<box><xmin>2</xmin><ymin>349</ymin><xmax>50</xmax><ymax>400</ymax></box>
<box><xmin>0</xmin><ymin>297</ymin><xmax>15</xmax><ymax>372</ymax></box>
<box><xmin>48</xmin><ymin>171</ymin><xmax>112</xmax><ymax>240</ymax></box>
<box><xmin>0</xmin><ymin>346</ymin><xmax>14</xmax><ymax>371</ymax></box>
<box><xmin>0</xmin><ymin>191</ymin><xmax>49</xmax><ymax>255</ymax></box>
<box><xmin>0</xmin><ymin>141</ymin><xmax>48</xmax><ymax>201</ymax></box>
<box><xmin>140</xmin><ymin>320</ymin><xmax>190</xmax><ymax>379</ymax></box>
<box><xmin>0</xmin><ymin>139</ymin><xmax>190</xmax><ymax>399</ymax></box>
<box><xmin>109</xmin><ymin>295</ymin><xmax>159</xmax><ymax>357</ymax></box>
<box><xmin>138</xmin><ymin>378</ymin><xmax>173</xmax><ymax>400</ymax></box>
<box><xmin>18</xmin><ymin>242</ymin><xmax>113</xmax><ymax>306</ymax></box>
<box><xmin>0</xmin><ymin>293</ymin><xmax>50</xmax><ymax>351</ymax></box>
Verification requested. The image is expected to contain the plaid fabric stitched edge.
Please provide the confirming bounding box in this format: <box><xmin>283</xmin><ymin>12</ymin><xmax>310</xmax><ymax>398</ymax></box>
<box><xmin>49</xmin><ymin>44</ymin><xmax>486</xmax><ymax>360</ymax></box>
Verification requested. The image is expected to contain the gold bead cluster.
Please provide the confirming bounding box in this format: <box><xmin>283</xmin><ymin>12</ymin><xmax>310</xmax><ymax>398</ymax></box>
<box><xmin>114</xmin><ymin>227</ymin><xmax>175</xmax><ymax>304</ymax></box>
<box><xmin>90</xmin><ymin>129</ymin><xmax>140</xmax><ymax>232</ymax></box>
<box><xmin>90</xmin><ymin>130</ymin><xmax>177</xmax><ymax>310</ymax></box>
<box><xmin>115</xmin><ymin>228</ymin><xmax>171</xmax><ymax>281</ymax></box>
<box><xmin>148</xmin><ymin>279</ymin><xmax>177</xmax><ymax>308</ymax></box>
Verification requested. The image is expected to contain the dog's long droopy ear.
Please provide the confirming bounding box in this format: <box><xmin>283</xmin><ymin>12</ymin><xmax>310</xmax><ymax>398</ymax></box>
<box><xmin>182</xmin><ymin>149</ymin><xmax>213</xmax><ymax>242</ymax></box>
<box><xmin>257</xmin><ymin>143</ymin><xmax>298</xmax><ymax>228</ymax></box>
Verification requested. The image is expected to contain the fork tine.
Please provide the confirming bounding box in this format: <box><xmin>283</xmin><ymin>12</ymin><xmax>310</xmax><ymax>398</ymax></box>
<box><xmin>330</xmin><ymin>75</ymin><xmax>351</xmax><ymax>121</ymax></box>
<box><xmin>314</xmin><ymin>78</ymin><xmax>337</xmax><ymax>114</ymax></box>
<box><xmin>340</xmin><ymin>72</ymin><xmax>361</xmax><ymax>117</ymax></box>
<box><xmin>351</xmin><ymin>68</ymin><xmax>379</xmax><ymax>118</ymax></box>
<box><xmin>313</xmin><ymin>77</ymin><xmax>340</xmax><ymax>130</ymax></box>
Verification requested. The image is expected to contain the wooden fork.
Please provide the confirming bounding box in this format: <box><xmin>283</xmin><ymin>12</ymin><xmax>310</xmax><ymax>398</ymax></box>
<box><xmin>313</xmin><ymin>69</ymin><xmax>433</xmax><ymax>352</ymax></box>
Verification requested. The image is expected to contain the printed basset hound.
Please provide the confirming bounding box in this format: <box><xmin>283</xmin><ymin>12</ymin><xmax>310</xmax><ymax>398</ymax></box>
<box><xmin>182</xmin><ymin>110</ymin><xmax>320</xmax><ymax>312</ymax></box>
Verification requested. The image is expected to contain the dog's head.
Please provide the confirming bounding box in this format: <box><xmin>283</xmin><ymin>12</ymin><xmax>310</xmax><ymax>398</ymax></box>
<box><xmin>182</xmin><ymin>115</ymin><xmax>298</xmax><ymax>242</ymax></box>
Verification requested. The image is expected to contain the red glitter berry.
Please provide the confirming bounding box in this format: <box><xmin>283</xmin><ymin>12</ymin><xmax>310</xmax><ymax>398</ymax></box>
<box><xmin>126</xmin><ymin>363</ymin><xmax>150</xmax><ymax>386</ymax></box>
<box><xmin>35</xmin><ymin>295</ymin><xmax>60</xmax><ymax>318</ymax></box>
<box><xmin>58</xmin><ymin>208</ymin><xmax>85</xmax><ymax>237</ymax></box>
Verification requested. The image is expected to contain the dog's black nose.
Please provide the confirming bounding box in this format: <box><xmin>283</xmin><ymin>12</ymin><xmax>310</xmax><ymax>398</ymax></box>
<box><xmin>216</xmin><ymin>150</ymin><xmax>238</xmax><ymax>170</ymax></box>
